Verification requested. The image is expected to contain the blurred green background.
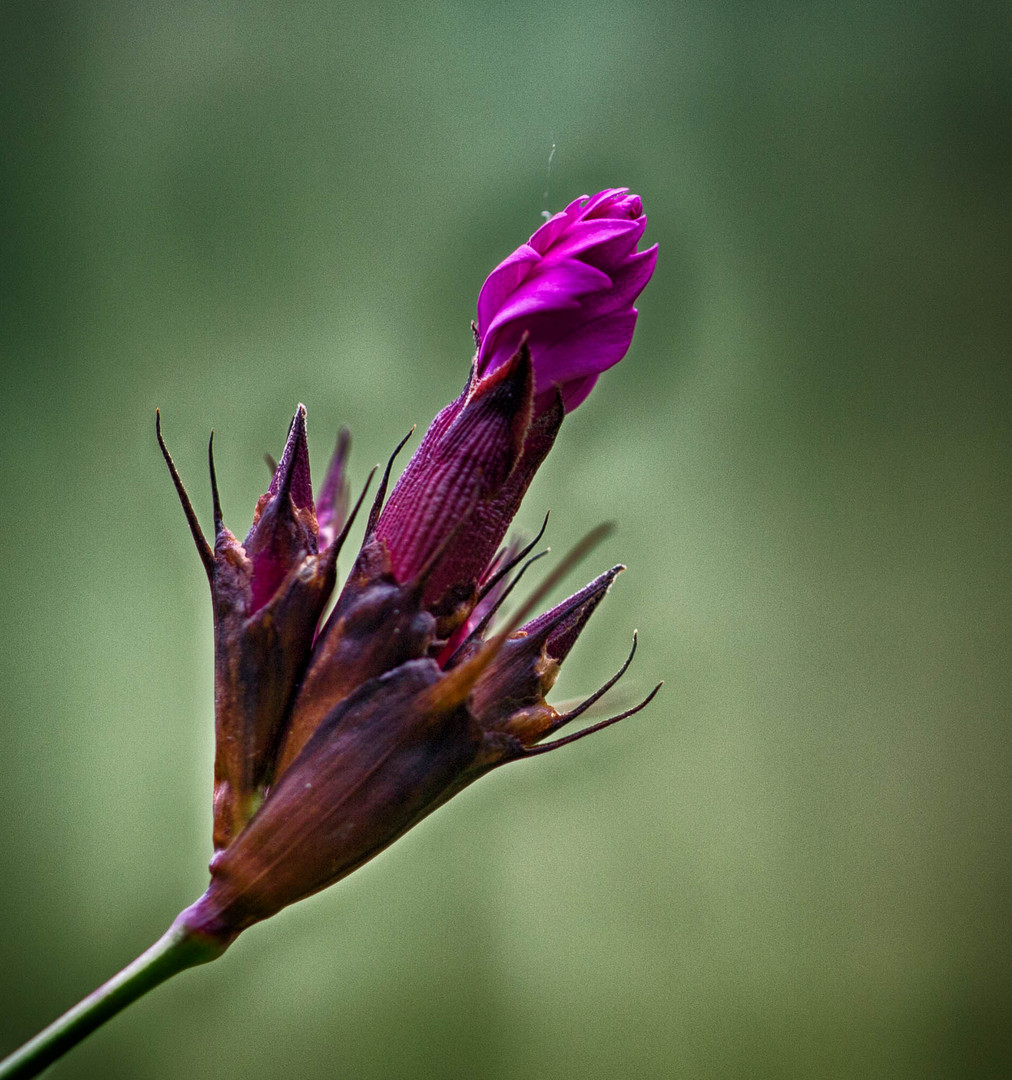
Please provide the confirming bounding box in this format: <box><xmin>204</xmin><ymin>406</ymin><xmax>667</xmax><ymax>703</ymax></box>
<box><xmin>2</xmin><ymin>1</ymin><xmax>1009</xmax><ymax>1077</ymax></box>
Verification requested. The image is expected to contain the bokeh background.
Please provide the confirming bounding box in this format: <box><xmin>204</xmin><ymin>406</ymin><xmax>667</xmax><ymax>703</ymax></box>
<box><xmin>2</xmin><ymin>2</ymin><xmax>1009</xmax><ymax>1078</ymax></box>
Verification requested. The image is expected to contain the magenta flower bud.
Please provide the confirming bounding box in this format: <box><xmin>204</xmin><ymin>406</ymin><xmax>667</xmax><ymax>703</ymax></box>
<box><xmin>372</xmin><ymin>189</ymin><xmax>654</xmax><ymax>628</ymax></box>
<box><xmin>476</xmin><ymin>188</ymin><xmax>658</xmax><ymax>412</ymax></box>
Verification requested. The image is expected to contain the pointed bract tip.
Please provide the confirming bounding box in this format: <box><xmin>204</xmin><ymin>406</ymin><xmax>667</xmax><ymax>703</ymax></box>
<box><xmin>365</xmin><ymin>425</ymin><xmax>417</xmax><ymax>537</ymax></box>
<box><xmin>474</xmin><ymin>510</ymin><xmax>551</xmax><ymax>608</ymax></box>
<box><xmin>523</xmin><ymin>680</ymin><xmax>661</xmax><ymax>757</ymax></box>
<box><xmin>428</xmin><ymin>523</ymin><xmax>614</xmax><ymax>710</ymax></box>
<box><xmin>470</xmin><ymin>546</ymin><xmax>550</xmax><ymax>642</ymax></box>
<box><xmin>494</xmin><ymin>522</ymin><xmax>613</xmax><ymax>641</ymax></box>
<box><xmin>208</xmin><ymin>429</ymin><xmax>223</xmax><ymax>534</ymax></box>
<box><xmin>322</xmin><ymin>463</ymin><xmax>375</xmax><ymax>571</ymax></box>
<box><xmin>156</xmin><ymin>409</ymin><xmax>214</xmax><ymax>580</ymax></box>
<box><xmin>317</xmin><ymin>427</ymin><xmax>352</xmax><ymax>549</ymax></box>
<box><xmin>540</xmin><ymin>630</ymin><xmax>639</xmax><ymax>733</ymax></box>
<box><xmin>533</xmin><ymin>563</ymin><xmax>625</xmax><ymax>664</ymax></box>
<box><xmin>268</xmin><ymin>404</ymin><xmax>313</xmax><ymax>511</ymax></box>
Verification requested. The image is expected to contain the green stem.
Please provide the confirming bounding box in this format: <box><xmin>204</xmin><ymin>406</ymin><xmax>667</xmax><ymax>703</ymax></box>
<box><xmin>0</xmin><ymin>909</ymin><xmax>225</xmax><ymax>1080</ymax></box>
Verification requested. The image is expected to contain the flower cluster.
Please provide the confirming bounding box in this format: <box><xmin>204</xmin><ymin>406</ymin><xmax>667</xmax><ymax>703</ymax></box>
<box><xmin>159</xmin><ymin>189</ymin><xmax>658</xmax><ymax>946</ymax></box>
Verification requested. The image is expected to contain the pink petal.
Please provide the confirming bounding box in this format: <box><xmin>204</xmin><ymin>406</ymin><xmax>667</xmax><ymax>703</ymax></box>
<box><xmin>577</xmin><ymin>245</ymin><xmax>658</xmax><ymax>320</ymax></box>
<box><xmin>539</xmin><ymin>218</ymin><xmax>644</xmax><ymax>263</ymax></box>
<box><xmin>481</xmin><ymin>259</ymin><xmax>612</xmax><ymax>346</ymax></box>
<box><xmin>560</xmin><ymin>192</ymin><xmax>591</xmax><ymax>218</ymax></box>
<box><xmin>476</xmin><ymin>244</ymin><xmax>541</xmax><ymax>334</ymax></box>
<box><xmin>576</xmin><ymin>218</ymin><xmax>648</xmax><ymax>270</ymax></box>
<box><xmin>590</xmin><ymin>192</ymin><xmax>641</xmax><ymax>220</ymax></box>
<box><xmin>557</xmin><ymin>373</ymin><xmax>598</xmax><ymax>412</ymax></box>
<box><xmin>577</xmin><ymin>188</ymin><xmax>629</xmax><ymax>218</ymax></box>
<box><xmin>532</xmin><ymin>309</ymin><xmax>639</xmax><ymax>391</ymax></box>
<box><xmin>529</xmin><ymin>210</ymin><xmax>572</xmax><ymax>254</ymax></box>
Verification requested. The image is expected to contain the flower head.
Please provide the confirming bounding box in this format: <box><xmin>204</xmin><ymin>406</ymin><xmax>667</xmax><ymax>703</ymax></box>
<box><xmin>158</xmin><ymin>189</ymin><xmax>659</xmax><ymax>947</ymax></box>
<box><xmin>476</xmin><ymin>187</ymin><xmax>657</xmax><ymax>411</ymax></box>
<box><xmin>374</xmin><ymin>189</ymin><xmax>656</xmax><ymax>628</ymax></box>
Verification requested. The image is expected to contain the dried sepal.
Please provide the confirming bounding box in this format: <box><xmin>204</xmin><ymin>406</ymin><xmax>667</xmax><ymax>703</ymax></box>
<box><xmin>200</xmin><ymin>658</ymin><xmax>484</xmax><ymax>935</ymax></box>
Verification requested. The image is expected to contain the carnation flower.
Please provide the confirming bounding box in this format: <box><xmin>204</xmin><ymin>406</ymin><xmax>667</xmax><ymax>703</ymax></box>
<box><xmin>0</xmin><ymin>189</ymin><xmax>659</xmax><ymax>1079</ymax></box>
